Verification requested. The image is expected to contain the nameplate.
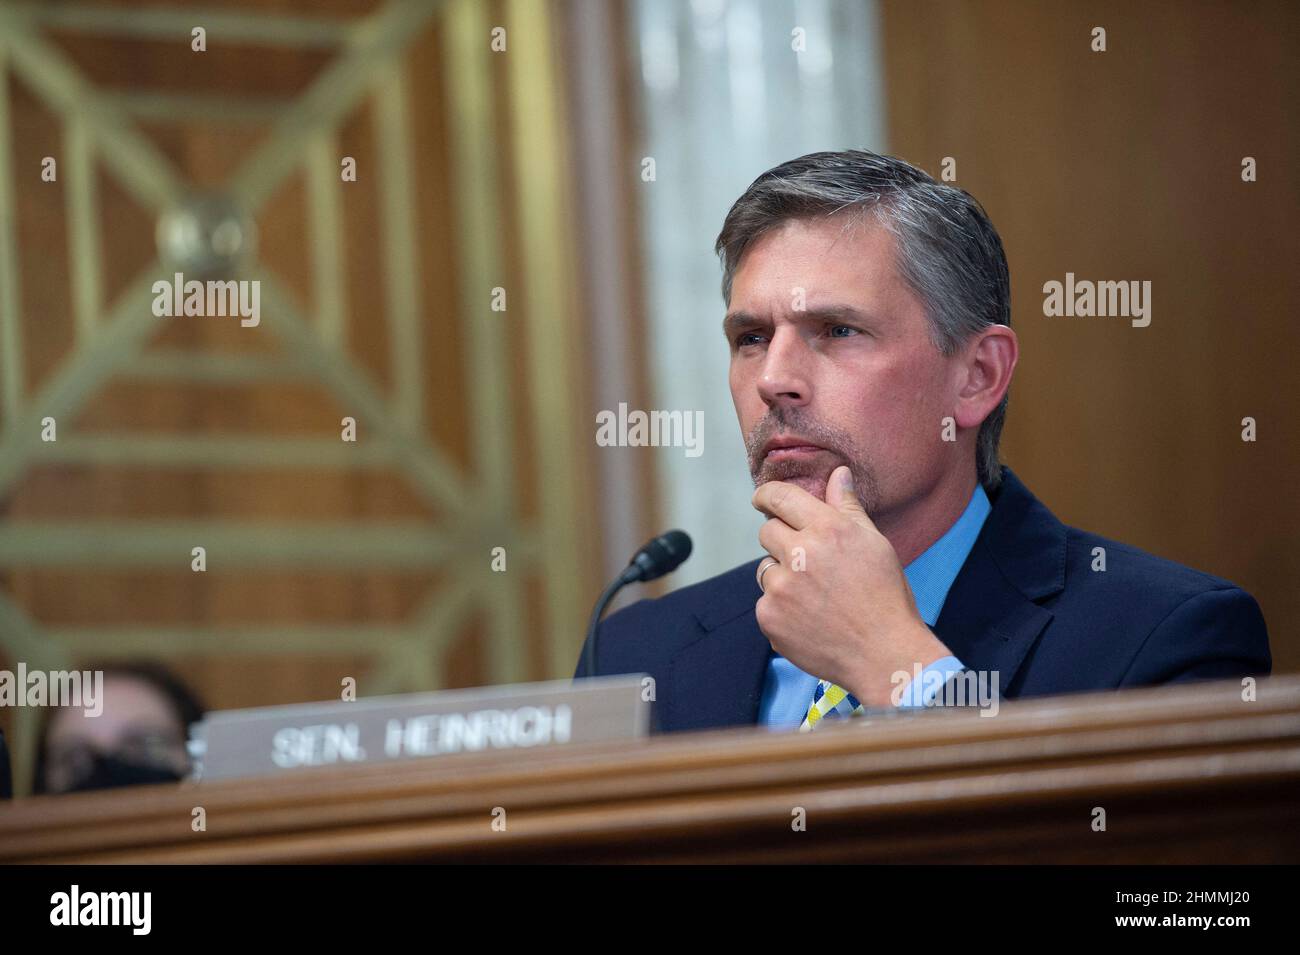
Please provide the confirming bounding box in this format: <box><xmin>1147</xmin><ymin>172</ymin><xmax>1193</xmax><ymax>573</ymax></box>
<box><xmin>189</xmin><ymin>675</ymin><xmax>650</xmax><ymax>781</ymax></box>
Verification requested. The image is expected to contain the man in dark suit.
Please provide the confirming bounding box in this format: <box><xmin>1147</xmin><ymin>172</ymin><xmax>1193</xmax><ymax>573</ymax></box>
<box><xmin>574</xmin><ymin>149</ymin><xmax>1270</xmax><ymax>733</ymax></box>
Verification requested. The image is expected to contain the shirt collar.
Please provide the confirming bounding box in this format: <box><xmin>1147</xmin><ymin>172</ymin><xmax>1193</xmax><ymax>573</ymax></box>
<box><xmin>903</xmin><ymin>483</ymin><xmax>992</xmax><ymax>627</ymax></box>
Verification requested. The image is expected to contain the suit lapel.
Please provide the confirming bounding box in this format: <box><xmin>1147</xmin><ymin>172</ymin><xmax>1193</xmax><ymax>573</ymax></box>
<box><xmin>933</xmin><ymin>537</ymin><xmax>1055</xmax><ymax>692</ymax></box>
<box><xmin>662</xmin><ymin>559</ymin><xmax>771</xmax><ymax>732</ymax></box>
<box><xmin>933</xmin><ymin>469</ymin><xmax>1066</xmax><ymax>693</ymax></box>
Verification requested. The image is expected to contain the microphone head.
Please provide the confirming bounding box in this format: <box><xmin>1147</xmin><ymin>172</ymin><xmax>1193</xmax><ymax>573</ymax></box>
<box><xmin>627</xmin><ymin>529</ymin><xmax>693</xmax><ymax>582</ymax></box>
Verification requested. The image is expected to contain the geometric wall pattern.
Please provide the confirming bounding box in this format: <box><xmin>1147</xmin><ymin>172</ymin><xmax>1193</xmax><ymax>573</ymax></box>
<box><xmin>0</xmin><ymin>0</ymin><xmax>591</xmax><ymax>792</ymax></box>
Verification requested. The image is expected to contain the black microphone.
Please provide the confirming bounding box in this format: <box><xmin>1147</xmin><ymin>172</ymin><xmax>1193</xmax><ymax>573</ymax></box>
<box><xmin>583</xmin><ymin>530</ymin><xmax>692</xmax><ymax>677</ymax></box>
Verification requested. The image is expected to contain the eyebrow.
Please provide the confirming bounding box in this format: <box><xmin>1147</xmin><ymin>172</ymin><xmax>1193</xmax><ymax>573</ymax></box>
<box><xmin>722</xmin><ymin>304</ymin><xmax>873</xmax><ymax>338</ymax></box>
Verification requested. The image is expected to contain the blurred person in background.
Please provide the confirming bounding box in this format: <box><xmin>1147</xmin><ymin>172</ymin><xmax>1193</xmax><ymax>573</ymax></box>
<box><xmin>0</xmin><ymin>728</ymin><xmax>10</xmax><ymax>799</ymax></box>
<box><xmin>33</xmin><ymin>661</ymin><xmax>204</xmax><ymax>795</ymax></box>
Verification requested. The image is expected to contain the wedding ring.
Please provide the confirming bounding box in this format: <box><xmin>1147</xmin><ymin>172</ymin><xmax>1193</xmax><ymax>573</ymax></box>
<box><xmin>756</xmin><ymin>557</ymin><xmax>778</xmax><ymax>593</ymax></box>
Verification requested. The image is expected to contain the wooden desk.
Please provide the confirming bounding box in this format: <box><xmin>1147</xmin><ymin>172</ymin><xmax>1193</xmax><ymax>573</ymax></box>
<box><xmin>2</xmin><ymin>676</ymin><xmax>1297</xmax><ymax>863</ymax></box>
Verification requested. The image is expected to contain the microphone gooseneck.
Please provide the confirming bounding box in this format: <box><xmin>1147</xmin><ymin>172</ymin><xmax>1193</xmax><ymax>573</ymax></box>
<box><xmin>583</xmin><ymin>530</ymin><xmax>692</xmax><ymax>677</ymax></box>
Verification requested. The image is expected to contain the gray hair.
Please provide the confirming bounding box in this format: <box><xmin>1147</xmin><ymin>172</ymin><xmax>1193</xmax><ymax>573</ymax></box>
<box><xmin>715</xmin><ymin>149</ymin><xmax>1011</xmax><ymax>490</ymax></box>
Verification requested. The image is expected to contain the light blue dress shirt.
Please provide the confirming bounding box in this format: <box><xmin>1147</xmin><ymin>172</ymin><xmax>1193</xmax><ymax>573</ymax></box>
<box><xmin>757</xmin><ymin>483</ymin><xmax>992</xmax><ymax>727</ymax></box>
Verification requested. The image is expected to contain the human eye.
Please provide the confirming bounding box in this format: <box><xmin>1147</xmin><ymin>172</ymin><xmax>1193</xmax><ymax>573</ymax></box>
<box><xmin>729</xmin><ymin>327</ymin><xmax>768</xmax><ymax>350</ymax></box>
<box><xmin>826</xmin><ymin>323</ymin><xmax>860</xmax><ymax>339</ymax></box>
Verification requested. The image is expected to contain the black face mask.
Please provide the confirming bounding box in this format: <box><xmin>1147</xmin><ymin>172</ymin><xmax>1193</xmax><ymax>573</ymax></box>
<box><xmin>63</xmin><ymin>753</ymin><xmax>183</xmax><ymax>793</ymax></box>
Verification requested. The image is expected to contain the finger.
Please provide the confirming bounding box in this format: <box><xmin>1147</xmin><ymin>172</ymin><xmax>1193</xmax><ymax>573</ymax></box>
<box><xmin>758</xmin><ymin>516</ymin><xmax>799</xmax><ymax>561</ymax></box>
<box><xmin>751</xmin><ymin>480</ymin><xmax>828</xmax><ymax>531</ymax></box>
<box><xmin>756</xmin><ymin>561</ymin><xmax>790</xmax><ymax>599</ymax></box>
<box><xmin>825</xmin><ymin>466</ymin><xmax>878</xmax><ymax>528</ymax></box>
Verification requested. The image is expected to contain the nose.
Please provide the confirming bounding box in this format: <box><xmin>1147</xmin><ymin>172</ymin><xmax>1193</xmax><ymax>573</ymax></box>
<box><xmin>756</xmin><ymin>325</ymin><xmax>812</xmax><ymax>410</ymax></box>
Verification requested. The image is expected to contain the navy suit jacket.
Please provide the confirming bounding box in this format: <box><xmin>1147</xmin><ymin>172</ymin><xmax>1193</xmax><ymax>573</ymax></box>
<box><xmin>574</xmin><ymin>468</ymin><xmax>1271</xmax><ymax>733</ymax></box>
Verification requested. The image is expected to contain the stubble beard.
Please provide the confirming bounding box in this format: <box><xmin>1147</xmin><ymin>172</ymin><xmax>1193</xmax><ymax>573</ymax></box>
<box><xmin>744</xmin><ymin>406</ymin><xmax>884</xmax><ymax>516</ymax></box>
